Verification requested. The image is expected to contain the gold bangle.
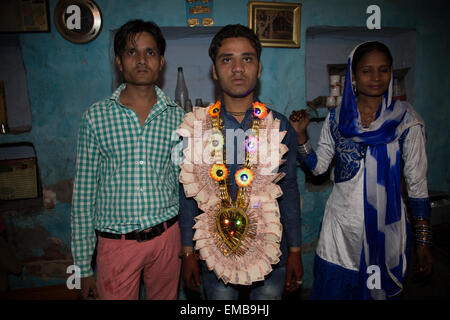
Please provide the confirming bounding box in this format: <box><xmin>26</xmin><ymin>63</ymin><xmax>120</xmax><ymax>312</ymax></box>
<box><xmin>179</xmin><ymin>247</ymin><xmax>195</xmax><ymax>258</ymax></box>
<box><xmin>179</xmin><ymin>251</ymin><xmax>196</xmax><ymax>258</ymax></box>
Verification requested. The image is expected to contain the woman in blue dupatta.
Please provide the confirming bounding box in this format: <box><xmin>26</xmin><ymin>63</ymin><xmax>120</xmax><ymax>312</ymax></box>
<box><xmin>290</xmin><ymin>42</ymin><xmax>433</xmax><ymax>300</ymax></box>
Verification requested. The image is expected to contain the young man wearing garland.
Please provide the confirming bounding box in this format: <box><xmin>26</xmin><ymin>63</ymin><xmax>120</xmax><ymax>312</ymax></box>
<box><xmin>178</xmin><ymin>24</ymin><xmax>303</xmax><ymax>299</ymax></box>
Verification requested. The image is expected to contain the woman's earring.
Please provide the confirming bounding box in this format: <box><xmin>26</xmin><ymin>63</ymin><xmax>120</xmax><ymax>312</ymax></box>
<box><xmin>352</xmin><ymin>81</ymin><xmax>358</xmax><ymax>96</ymax></box>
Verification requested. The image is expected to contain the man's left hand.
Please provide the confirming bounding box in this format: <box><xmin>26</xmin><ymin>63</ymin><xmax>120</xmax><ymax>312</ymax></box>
<box><xmin>284</xmin><ymin>250</ymin><xmax>304</xmax><ymax>292</ymax></box>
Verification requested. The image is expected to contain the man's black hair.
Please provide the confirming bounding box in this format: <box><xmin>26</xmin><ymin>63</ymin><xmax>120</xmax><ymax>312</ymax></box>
<box><xmin>114</xmin><ymin>19</ymin><xmax>166</xmax><ymax>57</ymax></box>
<box><xmin>209</xmin><ymin>24</ymin><xmax>262</xmax><ymax>63</ymax></box>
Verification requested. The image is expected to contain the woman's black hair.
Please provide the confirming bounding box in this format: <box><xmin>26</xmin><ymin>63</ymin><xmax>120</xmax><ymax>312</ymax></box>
<box><xmin>114</xmin><ymin>19</ymin><xmax>166</xmax><ymax>57</ymax></box>
<box><xmin>209</xmin><ymin>24</ymin><xmax>261</xmax><ymax>63</ymax></box>
<box><xmin>352</xmin><ymin>41</ymin><xmax>393</xmax><ymax>71</ymax></box>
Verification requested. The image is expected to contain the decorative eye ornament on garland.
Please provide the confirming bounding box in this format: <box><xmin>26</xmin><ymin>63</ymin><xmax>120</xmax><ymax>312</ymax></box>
<box><xmin>209</xmin><ymin>101</ymin><xmax>221</xmax><ymax>118</ymax></box>
<box><xmin>235</xmin><ymin>168</ymin><xmax>255</xmax><ymax>187</ymax></box>
<box><xmin>210</xmin><ymin>164</ymin><xmax>228</xmax><ymax>181</ymax></box>
<box><xmin>245</xmin><ymin>136</ymin><xmax>258</xmax><ymax>153</ymax></box>
<box><xmin>252</xmin><ymin>102</ymin><xmax>268</xmax><ymax>119</ymax></box>
<box><xmin>209</xmin><ymin>132</ymin><xmax>224</xmax><ymax>151</ymax></box>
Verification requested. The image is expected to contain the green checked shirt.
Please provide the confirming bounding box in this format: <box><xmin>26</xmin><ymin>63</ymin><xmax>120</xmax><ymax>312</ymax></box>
<box><xmin>71</xmin><ymin>84</ymin><xmax>185</xmax><ymax>277</ymax></box>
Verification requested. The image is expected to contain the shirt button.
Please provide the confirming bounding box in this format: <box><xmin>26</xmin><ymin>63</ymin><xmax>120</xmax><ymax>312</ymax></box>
<box><xmin>139</xmin><ymin>160</ymin><xmax>144</xmax><ymax>165</ymax></box>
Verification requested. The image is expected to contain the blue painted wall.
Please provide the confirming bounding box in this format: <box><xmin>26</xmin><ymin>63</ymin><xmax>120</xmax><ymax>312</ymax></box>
<box><xmin>1</xmin><ymin>0</ymin><xmax>449</xmax><ymax>292</ymax></box>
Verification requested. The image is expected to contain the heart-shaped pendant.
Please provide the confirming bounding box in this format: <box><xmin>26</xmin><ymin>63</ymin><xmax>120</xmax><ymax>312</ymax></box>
<box><xmin>216</xmin><ymin>207</ymin><xmax>249</xmax><ymax>254</ymax></box>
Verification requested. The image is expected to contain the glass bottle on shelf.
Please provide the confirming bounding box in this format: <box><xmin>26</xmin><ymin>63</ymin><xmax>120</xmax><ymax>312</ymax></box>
<box><xmin>175</xmin><ymin>67</ymin><xmax>189</xmax><ymax>111</ymax></box>
<box><xmin>195</xmin><ymin>98</ymin><xmax>203</xmax><ymax>108</ymax></box>
<box><xmin>184</xmin><ymin>99</ymin><xmax>193</xmax><ymax>113</ymax></box>
<box><xmin>0</xmin><ymin>81</ymin><xmax>8</xmax><ymax>134</ymax></box>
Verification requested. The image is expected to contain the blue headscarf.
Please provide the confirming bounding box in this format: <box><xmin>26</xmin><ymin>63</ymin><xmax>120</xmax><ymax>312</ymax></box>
<box><xmin>337</xmin><ymin>42</ymin><xmax>422</xmax><ymax>299</ymax></box>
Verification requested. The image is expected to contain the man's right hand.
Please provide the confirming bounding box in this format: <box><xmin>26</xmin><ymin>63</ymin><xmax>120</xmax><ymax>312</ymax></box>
<box><xmin>182</xmin><ymin>254</ymin><xmax>201</xmax><ymax>292</ymax></box>
<box><xmin>79</xmin><ymin>276</ymin><xmax>99</xmax><ymax>300</ymax></box>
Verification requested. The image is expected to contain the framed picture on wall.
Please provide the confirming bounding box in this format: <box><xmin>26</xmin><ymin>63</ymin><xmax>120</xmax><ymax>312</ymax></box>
<box><xmin>248</xmin><ymin>1</ymin><xmax>301</xmax><ymax>48</ymax></box>
<box><xmin>0</xmin><ymin>0</ymin><xmax>50</xmax><ymax>32</ymax></box>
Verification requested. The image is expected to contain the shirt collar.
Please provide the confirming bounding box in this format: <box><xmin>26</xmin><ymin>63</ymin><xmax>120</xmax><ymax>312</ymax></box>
<box><xmin>109</xmin><ymin>83</ymin><xmax>178</xmax><ymax>108</ymax></box>
<box><xmin>109</xmin><ymin>83</ymin><xmax>126</xmax><ymax>104</ymax></box>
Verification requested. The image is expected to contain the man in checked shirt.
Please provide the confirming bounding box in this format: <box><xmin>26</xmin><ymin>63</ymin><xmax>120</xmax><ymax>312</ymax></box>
<box><xmin>71</xmin><ymin>20</ymin><xmax>185</xmax><ymax>300</ymax></box>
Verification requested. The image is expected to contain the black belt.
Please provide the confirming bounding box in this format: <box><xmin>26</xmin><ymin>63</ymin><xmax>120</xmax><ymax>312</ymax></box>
<box><xmin>95</xmin><ymin>215</ymin><xmax>178</xmax><ymax>242</ymax></box>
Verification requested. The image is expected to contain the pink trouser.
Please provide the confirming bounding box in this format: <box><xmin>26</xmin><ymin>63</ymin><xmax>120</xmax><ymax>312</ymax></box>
<box><xmin>96</xmin><ymin>222</ymin><xmax>181</xmax><ymax>300</ymax></box>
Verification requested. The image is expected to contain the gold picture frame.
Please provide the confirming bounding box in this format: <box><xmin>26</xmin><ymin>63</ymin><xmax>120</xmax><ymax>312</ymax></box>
<box><xmin>248</xmin><ymin>1</ymin><xmax>301</xmax><ymax>48</ymax></box>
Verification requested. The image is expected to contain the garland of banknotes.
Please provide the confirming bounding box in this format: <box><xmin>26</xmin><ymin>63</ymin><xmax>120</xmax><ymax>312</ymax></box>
<box><xmin>177</xmin><ymin>100</ymin><xmax>287</xmax><ymax>285</ymax></box>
